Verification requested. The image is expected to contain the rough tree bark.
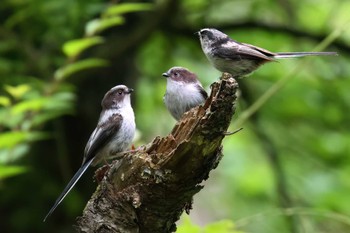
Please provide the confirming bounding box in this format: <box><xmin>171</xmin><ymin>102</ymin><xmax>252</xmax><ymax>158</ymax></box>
<box><xmin>76</xmin><ymin>73</ymin><xmax>239</xmax><ymax>233</ymax></box>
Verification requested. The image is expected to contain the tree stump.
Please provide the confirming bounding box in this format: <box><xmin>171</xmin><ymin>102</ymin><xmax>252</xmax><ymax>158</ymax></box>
<box><xmin>76</xmin><ymin>73</ymin><xmax>239</xmax><ymax>233</ymax></box>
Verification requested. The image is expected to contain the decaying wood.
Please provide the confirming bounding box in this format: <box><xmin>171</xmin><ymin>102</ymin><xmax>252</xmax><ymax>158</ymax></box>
<box><xmin>76</xmin><ymin>73</ymin><xmax>239</xmax><ymax>233</ymax></box>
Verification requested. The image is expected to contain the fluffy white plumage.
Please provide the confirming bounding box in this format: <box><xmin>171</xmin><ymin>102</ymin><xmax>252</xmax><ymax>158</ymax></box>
<box><xmin>163</xmin><ymin>67</ymin><xmax>207</xmax><ymax>120</ymax></box>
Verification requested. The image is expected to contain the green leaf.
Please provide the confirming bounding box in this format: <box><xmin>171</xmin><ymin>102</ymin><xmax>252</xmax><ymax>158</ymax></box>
<box><xmin>0</xmin><ymin>108</ymin><xmax>22</xmax><ymax>128</ymax></box>
<box><xmin>204</xmin><ymin>220</ymin><xmax>241</xmax><ymax>233</ymax></box>
<box><xmin>29</xmin><ymin>93</ymin><xmax>75</xmax><ymax>127</ymax></box>
<box><xmin>54</xmin><ymin>58</ymin><xmax>109</xmax><ymax>81</ymax></box>
<box><xmin>0</xmin><ymin>144</ymin><xmax>30</xmax><ymax>163</ymax></box>
<box><xmin>31</xmin><ymin>111</ymin><xmax>66</xmax><ymax>127</ymax></box>
<box><xmin>0</xmin><ymin>132</ymin><xmax>27</xmax><ymax>148</ymax></box>
<box><xmin>104</xmin><ymin>3</ymin><xmax>153</xmax><ymax>17</ymax></box>
<box><xmin>11</xmin><ymin>97</ymin><xmax>48</xmax><ymax>114</ymax></box>
<box><xmin>0</xmin><ymin>131</ymin><xmax>48</xmax><ymax>148</ymax></box>
<box><xmin>62</xmin><ymin>36</ymin><xmax>105</xmax><ymax>58</ymax></box>
<box><xmin>85</xmin><ymin>17</ymin><xmax>124</xmax><ymax>36</ymax></box>
<box><xmin>4</xmin><ymin>84</ymin><xmax>31</xmax><ymax>100</ymax></box>
<box><xmin>0</xmin><ymin>96</ymin><xmax>11</xmax><ymax>107</ymax></box>
<box><xmin>177</xmin><ymin>216</ymin><xmax>243</xmax><ymax>233</ymax></box>
<box><xmin>177</xmin><ymin>215</ymin><xmax>201</xmax><ymax>233</ymax></box>
<box><xmin>44</xmin><ymin>92</ymin><xmax>75</xmax><ymax>111</ymax></box>
<box><xmin>0</xmin><ymin>165</ymin><xmax>28</xmax><ymax>179</ymax></box>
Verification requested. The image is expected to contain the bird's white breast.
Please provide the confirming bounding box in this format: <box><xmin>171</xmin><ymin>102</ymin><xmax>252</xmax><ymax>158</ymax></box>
<box><xmin>164</xmin><ymin>79</ymin><xmax>205</xmax><ymax>120</ymax></box>
<box><xmin>92</xmin><ymin>106</ymin><xmax>135</xmax><ymax>165</ymax></box>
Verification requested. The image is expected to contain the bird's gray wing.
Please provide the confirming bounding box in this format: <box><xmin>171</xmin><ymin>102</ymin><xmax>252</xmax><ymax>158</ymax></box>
<box><xmin>241</xmin><ymin>42</ymin><xmax>276</xmax><ymax>57</ymax></box>
<box><xmin>196</xmin><ymin>84</ymin><xmax>208</xmax><ymax>100</ymax></box>
<box><xmin>82</xmin><ymin>113</ymin><xmax>123</xmax><ymax>165</ymax></box>
<box><xmin>213</xmin><ymin>41</ymin><xmax>275</xmax><ymax>61</ymax></box>
<box><xmin>43</xmin><ymin>113</ymin><xmax>123</xmax><ymax>221</ymax></box>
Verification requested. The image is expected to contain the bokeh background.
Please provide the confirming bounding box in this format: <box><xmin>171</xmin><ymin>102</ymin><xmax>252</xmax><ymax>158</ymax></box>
<box><xmin>1</xmin><ymin>0</ymin><xmax>349</xmax><ymax>232</ymax></box>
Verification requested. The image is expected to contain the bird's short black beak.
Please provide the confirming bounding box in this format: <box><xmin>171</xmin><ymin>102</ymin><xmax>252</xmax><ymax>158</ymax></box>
<box><xmin>162</xmin><ymin>72</ymin><xmax>169</xmax><ymax>78</ymax></box>
<box><xmin>194</xmin><ymin>31</ymin><xmax>200</xmax><ymax>36</ymax></box>
<box><xmin>126</xmin><ymin>88</ymin><xmax>134</xmax><ymax>94</ymax></box>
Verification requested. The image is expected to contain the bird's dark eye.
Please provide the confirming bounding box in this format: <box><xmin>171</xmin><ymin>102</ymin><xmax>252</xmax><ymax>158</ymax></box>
<box><xmin>174</xmin><ymin>72</ymin><xmax>179</xmax><ymax>77</ymax></box>
<box><xmin>117</xmin><ymin>90</ymin><xmax>123</xmax><ymax>95</ymax></box>
<box><xmin>200</xmin><ymin>29</ymin><xmax>208</xmax><ymax>35</ymax></box>
<box><xmin>201</xmin><ymin>29</ymin><xmax>213</xmax><ymax>38</ymax></box>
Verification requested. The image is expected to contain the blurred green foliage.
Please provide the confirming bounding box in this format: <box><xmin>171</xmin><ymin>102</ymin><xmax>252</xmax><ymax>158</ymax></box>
<box><xmin>178</xmin><ymin>215</ymin><xmax>243</xmax><ymax>233</ymax></box>
<box><xmin>1</xmin><ymin>0</ymin><xmax>350</xmax><ymax>232</ymax></box>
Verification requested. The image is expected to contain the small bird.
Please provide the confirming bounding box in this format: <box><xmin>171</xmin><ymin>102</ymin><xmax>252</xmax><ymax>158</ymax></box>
<box><xmin>162</xmin><ymin>67</ymin><xmax>208</xmax><ymax>120</ymax></box>
<box><xmin>44</xmin><ymin>85</ymin><xmax>136</xmax><ymax>221</ymax></box>
<box><xmin>197</xmin><ymin>28</ymin><xmax>338</xmax><ymax>78</ymax></box>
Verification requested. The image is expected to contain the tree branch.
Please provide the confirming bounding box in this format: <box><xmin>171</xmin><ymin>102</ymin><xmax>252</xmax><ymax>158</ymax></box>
<box><xmin>75</xmin><ymin>73</ymin><xmax>239</xmax><ymax>233</ymax></box>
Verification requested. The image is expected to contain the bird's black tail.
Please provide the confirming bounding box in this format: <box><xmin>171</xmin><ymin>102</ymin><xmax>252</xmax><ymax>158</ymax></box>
<box><xmin>43</xmin><ymin>158</ymin><xmax>94</xmax><ymax>222</ymax></box>
<box><xmin>274</xmin><ymin>51</ymin><xmax>338</xmax><ymax>58</ymax></box>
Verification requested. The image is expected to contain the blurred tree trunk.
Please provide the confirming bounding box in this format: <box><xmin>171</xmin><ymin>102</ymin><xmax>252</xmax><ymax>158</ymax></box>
<box><xmin>76</xmin><ymin>74</ymin><xmax>238</xmax><ymax>233</ymax></box>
